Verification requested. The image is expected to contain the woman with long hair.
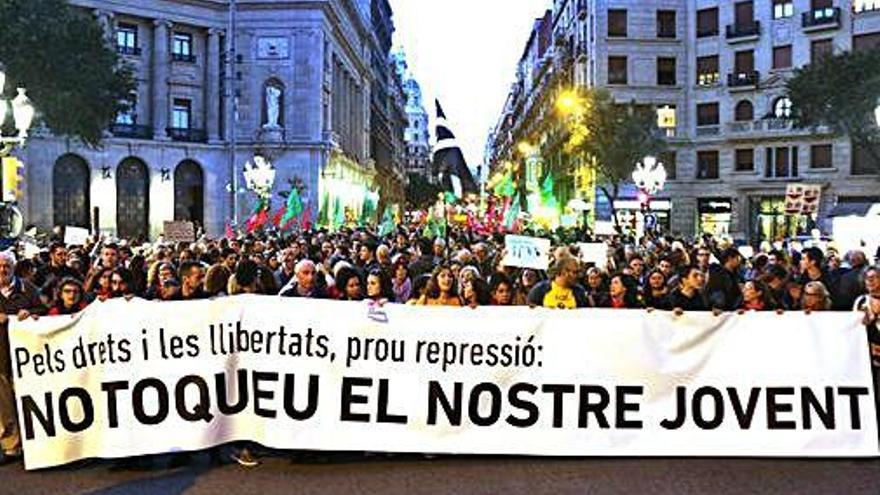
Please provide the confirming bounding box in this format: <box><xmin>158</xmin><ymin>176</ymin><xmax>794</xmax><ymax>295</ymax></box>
<box><xmin>415</xmin><ymin>265</ymin><xmax>461</xmax><ymax>306</ymax></box>
<box><xmin>85</xmin><ymin>267</ymin><xmax>114</xmax><ymax>302</ymax></box>
<box><xmin>47</xmin><ymin>277</ymin><xmax>89</xmax><ymax>316</ymax></box>
<box><xmin>365</xmin><ymin>269</ymin><xmax>395</xmax><ymax>303</ymax></box>
<box><xmin>488</xmin><ymin>272</ymin><xmax>515</xmax><ymax>306</ymax></box>
<box><xmin>740</xmin><ymin>279</ymin><xmax>776</xmax><ymax>311</ymax></box>
<box><xmin>461</xmin><ymin>276</ymin><xmax>491</xmax><ymax>307</ymax></box>
<box><xmin>600</xmin><ymin>273</ymin><xmax>641</xmax><ymax>309</ymax></box>
<box><xmin>801</xmin><ymin>281</ymin><xmax>832</xmax><ymax>312</ymax></box>
<box><xmin>391</xmin><ymin>259</ymin><xmax>412</xmax><ymax>303</ymax></box>
<box><xmin>334</xmin><ymin>266</ymin><xmax>364</xmax><ymax>301</ymax></box>
<box><xmin>641</xmin><ymin>269</ymin><xmax>672</xmax><ymax>310</ymax></box>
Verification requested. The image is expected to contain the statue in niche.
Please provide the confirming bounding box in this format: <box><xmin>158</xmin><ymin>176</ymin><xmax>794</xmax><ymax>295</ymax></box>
<box><xmin>264</xmin><ymin>84</ymin><xmax>282</xmax><ymax>128</ymax></box>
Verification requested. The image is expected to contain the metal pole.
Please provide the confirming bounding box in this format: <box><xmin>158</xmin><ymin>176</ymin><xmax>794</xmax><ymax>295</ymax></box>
<box><xmin>227</xmin><ymin>0</ymin><xmax>239</xmax><ymax>226</ymax></box>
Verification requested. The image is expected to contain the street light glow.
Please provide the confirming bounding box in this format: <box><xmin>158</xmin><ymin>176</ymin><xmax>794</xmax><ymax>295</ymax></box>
<box><xmin>517</xmin><ymin>141</ymin><xmax>534</xmax><ymax>156</ymax></box>
<box><xmin>556</xmin><ymin>89</ymin><xmax>580</xmax><ymax>116</ymax></box>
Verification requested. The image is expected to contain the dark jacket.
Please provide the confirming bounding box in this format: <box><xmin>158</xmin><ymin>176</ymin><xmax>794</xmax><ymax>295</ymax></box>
<box><xmin>833</xmin><ymin>266</ymin><xmax>866</xmax><ymax>311</ymax></box>
<box><xmin>669</xmin><ymin>288</ymin><xmax>708</xmax><ymax>311</ymax></box>
<box><xmin>705</xmin><ymin>264</ymin><xmax>742</xmax><ymax>311</ymax></box>
<box><xmin>1</xmin><ymin>277</ymin><xmax>44</xmax><ymax>378</ymax></box>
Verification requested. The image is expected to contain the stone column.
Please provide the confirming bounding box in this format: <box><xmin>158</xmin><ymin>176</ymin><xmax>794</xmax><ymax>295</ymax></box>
<box><xmin>152</xmin><ymin>19</ymin><xmax>171</xmax><ymax>140</ymax></box>
<box><xmin>206</xmin><ymin>28</ymin><xmax>222</xmax><ymax>143</ymax></box>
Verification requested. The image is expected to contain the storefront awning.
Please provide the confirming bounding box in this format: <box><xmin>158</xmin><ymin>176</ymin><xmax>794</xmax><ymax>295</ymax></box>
<box><xmin>829</xmin><ymin>202</ymin><xmax>879</xmax><ymax>217</ymax></box>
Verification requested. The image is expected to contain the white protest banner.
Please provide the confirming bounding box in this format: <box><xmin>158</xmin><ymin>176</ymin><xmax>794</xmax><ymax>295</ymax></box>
<box><xmin>594</xmin><ymin>221</ymin><xmax>616</xmax><ymax>236</ymax></box>
<box><xmin>63</xmin><ymin>226</ymin><xmax>90</xmax><ymax>246</ymax></box>
<box><xmin>9</xmin><ymin>298</ymin><xmax>879</xmax><ymax>470</ymax></box>
<box><xmin>502</xmin><ymin>235</ymin><xmax>550</xmax><ymax>270</ymax></box>
<box><xmin>163</xmin><ymin>221</ymin><xmax>196</xmax><ymax>243</ymax></box>
<box><xmin>578</xmin><ymin>243</ymin><xmax>608</xmax><ymax>268</ymax></box>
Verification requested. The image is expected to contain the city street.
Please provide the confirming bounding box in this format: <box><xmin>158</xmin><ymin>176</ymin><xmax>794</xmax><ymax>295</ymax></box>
<box><xmin>2</xmin><ymin>453</ymin><xmax>880</xmax><ymax>495</ymax></box>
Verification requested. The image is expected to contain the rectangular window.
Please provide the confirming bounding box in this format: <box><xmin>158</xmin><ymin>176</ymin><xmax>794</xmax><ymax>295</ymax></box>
<box><xmin>657</xmin><ymin>10</ymin><xmax>676</xmax><ymax>39</ymax></box>
<box><xmin>657</xmin><ymin>57</ymin><xmax>676</xmax><ymax>86</ymax></box>
<box><xmin>765</xmin><ymin>146</ymin><xmax>799</xmax><ymax>178</ymax></box>
<box><xmin>172</xmin><ymin>32</ymin><xmax>194</xmax><ymax>62</ymax></box>
<box><xmin>608</xmin><ymin>56</ymin><xmax>628</xmax><ymax>84</ymax></box>
<box><xmin>735</xmin><ymin>1</ymin><xmax>755</xmax><ymax>25</ymax></box>
<box><xmin>697</xmin><ymin>55</ymin><xmax>720</xmax><ymax>85</ymax></box>
<box><xmin>854</xmin><ymin>33</ymin><xmax>880</xmax><ymax>52</ymax></box>
<box><xmin>659</xmin><ymin>151</ymin><xmax>677</xmax><ymax>180</ymax></box>
<box><xmin>735</xmin><ymin>149</ymin><xmax>755</xmax><ymax>171</ymax></box>
<box><xmin>773</xmin><ymin>0</ymin><xmax>793</xmax><ymax>19</ymax></box>
<box><xmin>852</xmin><ymin>140</ymin><xmax>880</xmax><ymax>175</ymax></box>
<box><xmin>696</xmin><ymin>8</ymin><xmax>719</xmax><ymax>37</ymax></box>
<box><xmin>734</xmin><ymin>50</ymin><xmax>755</xmax><ymax>74</ymax></box>
<box><xmin>172</xmin><ymin>99</ymin><xmax>191</xmax><ymax>129</ymax></box>
<box><xmin>115</xmin><ymin>92</ymin><xmax>137</xmax><ymax>125</ymax></box>
<box><xmin>811</xmin><ymin>39</ymin><xmax>833</xmax><ymax>63</ymax></box>
<box><xmin>773</xmin><ymin>45</ymin><xmax>792</xmax><ymax>69</ymax></box>
<box><xmin>608</xmin><ymin>9</ymin><xmax>627</xmax><ymax>37</ymax></box>
<box><xmin>810</xmin><ymin>144</ymin><xmax>833</xmax><ymax>169</ymax></box>
<box><xmin>697</xmin><ymin>151</ymin><xmax>720</xmax><ymax>179</ymax></box>
<box><xmin>116</xmin><ymin>23</ymin><xmax>138</xmax><ymax>56</ymax></box>
<box><xmin>697</xmin><ymin>102</ymin><xmax>720</xmax><ymax>127</ymax></box>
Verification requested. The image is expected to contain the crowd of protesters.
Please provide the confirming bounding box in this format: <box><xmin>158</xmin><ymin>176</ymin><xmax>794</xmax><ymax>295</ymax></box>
<box><xmin>1</xmin><ymin>224</ymin><xmax>879</xmax><ymax>466</ymax></box>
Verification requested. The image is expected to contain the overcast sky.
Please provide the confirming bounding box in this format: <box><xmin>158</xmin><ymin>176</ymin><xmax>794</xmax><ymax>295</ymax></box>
<box><xmin>389</xmin><ymin>0</ymin><xmax>551</xmax><ymax>172</ymax></box>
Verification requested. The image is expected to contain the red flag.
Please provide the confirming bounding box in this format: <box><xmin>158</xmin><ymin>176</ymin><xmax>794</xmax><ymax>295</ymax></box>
<box><xmin>225</xmin><ymin>221</ymin><xmax>235</xmax><ymax>239</ymax></box>
<box><xmin>299</xmin><ymin>204</ymin><xmax>313</xmax><ymax>231</ymax></box>
<box><xmin>271</xmin><ymin>206</ymin><xmax>286</xmax><ymax>227</ymax></box>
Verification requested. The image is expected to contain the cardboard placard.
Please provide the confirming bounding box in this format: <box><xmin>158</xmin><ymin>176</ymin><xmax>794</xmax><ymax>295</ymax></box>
<box><xmin>163</xmin><ymin>221</ymin><xmax>196</xmax><ymax>243</ymax></box>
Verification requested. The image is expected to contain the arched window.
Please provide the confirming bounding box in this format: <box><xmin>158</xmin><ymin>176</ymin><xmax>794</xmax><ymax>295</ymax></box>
<box><xmin>773</xmin><ymin>97</ymin><xmax>792</xmax><ymax>119</ymax></box>
<box><xmin>116</xmin><ymin>157</ymin><xmax>150</xmax><ymax>240</ymax></box>
<box><xmin>174</xmin><ymin>160</ymin><xmax>204</xmax><ymax>225</ymax></box>
<box><xmin>52</xmin><ymin>154</ymin><xmax>90</xmax><ymax>228</ymax></box>
<box><xmin>735</xmin><ymin>100</ymin><xmax>754</xmax><ymax>121</ymax></box>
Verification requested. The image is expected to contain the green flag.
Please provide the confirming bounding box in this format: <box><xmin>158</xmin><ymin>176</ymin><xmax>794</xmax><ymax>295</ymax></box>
<box><xmin>494</xmin><ymin>173</ymin><xmax>516</xmax><ymax>198</ymax></box>
<box><xmin>317</xmin><ymin>192</ymin><xmax>329</xmax><ymax>227</ymax></box>
<box><xmin>332</xmin><ymin>197</ymin><xmax>344</xmax><ymax>230</ymax></box>
<box><xmin>378</xmin><ymin>207</ymin><xmax>396</xmax><ymax>237</ymax></box>
<box><xmin>540</xmin><ymin>172</ymin><xmax>556</xmax><ymax>206</ymax></box>
<box><xmin>280</xmin><ymin>187</ymin><xmax>304</xmax><ymax>227</ymax></box>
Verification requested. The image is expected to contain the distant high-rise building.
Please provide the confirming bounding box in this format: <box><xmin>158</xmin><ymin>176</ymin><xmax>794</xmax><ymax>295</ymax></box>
<box><xmin>392</xmin><ymin>49</ymin><xmax>433</xmax><ymax>184</ymax></box>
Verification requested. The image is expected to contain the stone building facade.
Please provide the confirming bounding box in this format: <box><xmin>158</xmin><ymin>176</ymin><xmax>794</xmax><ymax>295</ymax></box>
<box><xmin>487</xmin><ymin>0</ymin><xmax>880</xmax><ymax>242</ymax></box>
<box><xmin>392</xmin><ymin>49</ymin><xmax>433</xmax><ymax>183</ymax></box>
<box><xmin>21</xmin><ymin>0</ymin><xmax>407</xmax><ymax>239</ymax></box>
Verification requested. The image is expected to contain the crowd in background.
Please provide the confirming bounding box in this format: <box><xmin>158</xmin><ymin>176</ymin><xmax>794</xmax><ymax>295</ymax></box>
<box><xmin>1</xmin><ymin>224</ymin><xmax>879</xmax><ymax>465</ymax></box>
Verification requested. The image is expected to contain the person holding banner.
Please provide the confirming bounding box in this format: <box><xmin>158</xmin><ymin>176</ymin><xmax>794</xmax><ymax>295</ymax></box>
<box><xmin>739</xmin><ymin>279</ymin><xmax>776</xmax><ymax>312</ymax></box>
<box><xmin>0</xmin><ymin>251</ymin><xmax>43</xmax><ymax>465</ymax></box>
<box><xmin>853</xmin><ymin>266</ymin><xmax>880</xmax><ymax>367</ymax></box>
<box><xmin>598</xmin><ymin>274</ymin><xmax>641</xmax><ymax>309</ymax></box>
<box><xmin>414</xmin><ymin>265</ymin><xmax>461</xmax><ymax>306</ymax></box>
<box><xmin>669</xmin><ymin>266</ymin><xmax>709</xmax><ymax>312</ymax></box>
<box><xmin>641</xmin><ymin>270</ymin><xmax>672</xmax><ymax>311</ymax></box>
<box><xmin>46</xmin><ymin>277</ymin><xmax>89</xmax><ymax>316</ymax></box>
<box><xmin>527</xmin><ymin>257</ymin><xmax>589</xmax><ymax>309</ymax></box>
<box><xmin>488</xmin><ymin>273</ymin><xmax>515</xmax><ymax>306</ymax></box>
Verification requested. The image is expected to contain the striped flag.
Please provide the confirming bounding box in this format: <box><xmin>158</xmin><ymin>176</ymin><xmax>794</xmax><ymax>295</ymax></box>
<box><xmin>433</xmin><ymin>99</ymin><xmax>478</xmax><ymax>199</ymax></box>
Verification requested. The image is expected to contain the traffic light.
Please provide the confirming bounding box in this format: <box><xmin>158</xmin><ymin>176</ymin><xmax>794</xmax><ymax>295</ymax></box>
<box><xmin>1</xmin><ymin>156</ymin><xmax>24</xmax><ymax>203</ymax></box>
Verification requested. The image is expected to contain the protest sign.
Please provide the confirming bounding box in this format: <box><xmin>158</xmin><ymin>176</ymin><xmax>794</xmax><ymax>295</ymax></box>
<box><xmin>502</xmin><ymin>235</ymin><xmax>550</xmax><ymax>270</ymax></box>
<box><xmin>163</xmin><ymin>221</ymin><xmax>196</xmax><ymax>243</ymax></box>
<box><xmin>578</xmin><ymin>243</ymin><xmax>608</xmax><ymax>268</ymax></box>
<box><xmin>9</xmin><ymin>298</ymin><xmax>879</xmax><ymax>470</ymax></box>
<box><xmin>63</xmin><ymin>226</ymin><xmax>90</xmax><ymax>246</ymax></box>
<box><xmin>594</xmin><ymin>221</ymin><xmax>616</xmax><ymax>236</ymax></box>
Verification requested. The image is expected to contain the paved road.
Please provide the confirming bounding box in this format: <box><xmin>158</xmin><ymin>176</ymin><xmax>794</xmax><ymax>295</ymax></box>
<box><xmin>2</xmin><ymin>452</ymin><xmax>879</xmax><ymax>495</ymax></box>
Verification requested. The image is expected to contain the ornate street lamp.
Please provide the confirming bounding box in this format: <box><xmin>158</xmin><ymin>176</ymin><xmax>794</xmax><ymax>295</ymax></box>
<box><xmin>243</xmin><ymin>155</ymin><xmax>276</xmax><ymax>200</ymax></box>
<box><xmin>631</xmin><ymin>156</ymin><xmax>666</xmax><ymax>196</ymax></box>
<box><xmin>0</xmin><ymin>65</ymin><xmax>36</xmax><ymax>156</ymax></box>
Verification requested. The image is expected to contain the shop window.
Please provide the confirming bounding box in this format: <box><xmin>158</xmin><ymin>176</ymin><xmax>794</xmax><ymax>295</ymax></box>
<box><xmin>810</xmin><ymin>144</ymin><xmax>833</xmax><ymax>169</ymax></box>
<box><xmin>697</xmin><ymin>102</ymin><xmax>719</xmax><ymax>127</ymax></box>
<box><xmin>657</xmin><ymin>10</ymin><xmax>676</xmax><ymax>39</ymax></box>
<box><xmin>735</xmin><ymin>149</ymin><xmax>755</xmax><ymax>171</ymax></box>
<box><xmin>773</xmin><ymin>45</ymin><xmax>792</xmax><ymax>69</ymax></box>
<box><xmin>696</xmin><ymin>7</ymin><xmax>719</xmax><ymax>37</ymax></box>
<box><xmin>608</xmin><ymin>56</ymin><xmax>628</xmax><ymax>84</ymax></box>
<box><xmin>735</xmin><ymin>100</ymin><xmax>754</xmax><ymax>121</ymax></box>
<box><xmin>697</xmin><ymin>151</ymin><xmax>719</xmax><ymax>179</ymax></box>
<box><xmin>608</xmin><ymin>9</ymin><xmax>628</xmax><ymax>37</ymax></box>
<box><xmin>697</xmin><ymin>55</ymin><xmax>719</xmax><ymax>86</ymax></box>
<box><xmin>765</xmin><ymin>146</ymin><xmax>799</xmax><ymax>178</ymax></box>
<box><xmin>657</xmin><ymin>57</ymin><xmax>676</xmax><ymax>86</ymax></box>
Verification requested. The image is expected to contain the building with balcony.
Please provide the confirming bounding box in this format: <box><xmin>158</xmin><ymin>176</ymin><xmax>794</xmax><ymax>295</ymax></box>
<box><xmin>22</xmin><ymin>0</ymin><xmax>409</xmax><ymax>239</ymax></box>
<box><xmin>486</xmin><ymin>0</ymin><xmax>880</xmax><ymax>242</ymax></box>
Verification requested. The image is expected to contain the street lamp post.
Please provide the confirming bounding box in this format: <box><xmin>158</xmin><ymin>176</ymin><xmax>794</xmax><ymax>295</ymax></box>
<box><xmin>0</xmin><ymin>66</ymin><xmax>36</xmax><ymax>157</ymax></box>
